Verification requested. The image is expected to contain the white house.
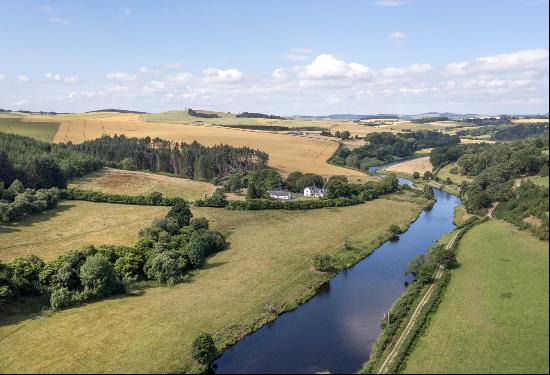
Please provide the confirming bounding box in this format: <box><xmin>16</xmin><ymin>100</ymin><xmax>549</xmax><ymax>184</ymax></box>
<box><xmin>304</xmin><ymin>186</ymin><xmax>326</xmax><ymax>198</ymax></box>
<box><xmin>268</xmin><ymin>189</ymin><xmax>292</xmax><ymax>200</ymax></box>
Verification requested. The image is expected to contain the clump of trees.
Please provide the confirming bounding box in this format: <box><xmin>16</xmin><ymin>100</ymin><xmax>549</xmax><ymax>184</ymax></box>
<box><xmin>411</xmin><ymin>116</ymin><xmax>449</xmax><ymax>123</ymax></box>
<box><xmin>0</xmin><ymin>133</ymin><xmax>103</xmax><ymax>188</ymax></box>
<box><xmin>236</xmin><ymin>112</ymin><xmax>285</xmax><ymax>120</ymax></box>
<box><xmin>187</xmin><ymin>108</ymin><xmax>220</xmax><ymax>118</ymax></box>
<box><xmin>194</xmin><ymin>188</ymin><xmax>228</xmax><ymax>207</ymax></box>
<box><xmin>0</xmin><ymin>180</ymin><xmax>61</xmax><ymax>222</ymax></box>
<box><xmin>191</xmin><ymin>333</ymin><xmax>218</xmax><ymax>367</ymax></box>
<box><xmin>64</xmin><ymin>135</ymin><xmax>268</xmax><ymax>182</ymax></box>
<box><xmin>284</xmin><ymin>172</ymin><xmax>324</xmax><ymax>192</ymax></box>
<box><xmin>331</xmin><ymin>131</ymin><xmax>459</xmax><ymax>169</ymax></box>
<box><xmin>0</xmin><ymin>202</ymin><xmax>227</xmax><ymax>310</ymax></box>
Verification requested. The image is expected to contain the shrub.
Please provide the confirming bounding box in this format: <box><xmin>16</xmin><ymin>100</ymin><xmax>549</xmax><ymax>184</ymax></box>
<box><xmin>79</xmin><ymin>254</ymin><xmax>120</xmax><ymax>298</ymax></box>
<box><xmin>388</xmin><ymin>224</ymin><xmax>402</xmax><ymax>236</ymax></box>
<box><xmin>312</xmin><ymin>254</ymin><xmax>335</xmax><ymax>272</ymax></box>
<box><xmin>50</xmin><ymin>287</ymin><xmax>73</xmax><ymax>310</ymax></box>
<box><xmin>191</xmin><ymin>333</ymin><xmax>218</xmax><ymax>365</ymax></box>
<box><xmin>145</xmin><ymin>252</ymin><xmax>187</xmax><ymax>285</ymax></box>
<box><xmin>190</xmin><ymin>217</ymin><xmax>209</xmax><ymax>230</ymax></box>
<box><xmin>412</xmin><ymin>171</ymin><xmax>420</xmax><ymax>179</ymax></box>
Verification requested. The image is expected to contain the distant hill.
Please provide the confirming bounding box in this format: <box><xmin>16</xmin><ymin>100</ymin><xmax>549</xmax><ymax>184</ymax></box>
<box><xmin>87</xmin><ymin>109</ymin><xmax>147</xmax><ymax>114</ymax></box>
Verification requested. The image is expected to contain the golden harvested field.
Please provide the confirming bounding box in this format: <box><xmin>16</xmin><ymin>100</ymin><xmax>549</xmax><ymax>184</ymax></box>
<box><xmin>47</xmin><ymin>114</ymin><xmax>370</xmax><ymax>181</ymax></box>
<box><xmin>384</xmin><ymin>156</ymin><xmax>433</xmax><ymax>176</ymax></box>
<box><xmin>460</xmin><ymin>137</ymin><xmax>496</xmax><ymax>144</ymax></box>
<box><xmin>0</xmin><ymin>196</ymin><xmax>423</xmax><ymax>373</ymax></box>
<box><xmin>69</xmin><ymin>168</ymin><xmax>218</xmax><ymax>201</ymax></box>
<box><xmin>513</xmin><ymin>118</ymin><xmax>549</xmax><ymax>123</ymax></box>
<box><xmin>0</xmin><ymin>201</ymin><xmax>168</xmax><ymax>262</ymax></box>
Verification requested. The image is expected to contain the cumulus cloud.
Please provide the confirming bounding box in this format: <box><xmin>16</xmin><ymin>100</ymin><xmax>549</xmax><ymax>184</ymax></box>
<box><xmin>299</xmin><ymin>54</ymin><xmax>372</xmax><ymax>80</ymax></box>
<box><xmin>272</xmin><ymin>68</ymin><xmax>289</xmax><ymax>82</ymax></box>
<box><xmin>446</xmin><ymin>48</ymin><xmax>549</xmax><ymax>75</ymax></box>
<box><xmin>382</xmin><ymin>63</ymin><xmax>432</xmax><ymax>77</ymax></box>
<box><xmin>166</xmin><ymin>72</ymin><xmax>193</xmax><ymax>84</ymax></box>
<box><xmin>202</xmin><ymin>68</ymin><xmax>243</xmax><ymax>84</ymax></box>
<box><xmin>163</xmin><ymin>63</ymin><xmax>183</xmax><ymax>69</ymax></box>
<box><xmin>0</xmin><ymin>74</ymin><xmax>6</xmax><ymax>81</ymax></box>
<box><xmin>389</xmin><ymin>31</ymin><xmax>407</xmax><ymax>44</ymax></box>
<box><xmin>17</xmin><ymin>75</ymin><xmax>31</xmax><ymax>82</ymax></box>
<box><xmin>106</xmin><ymin>72</ymin><xmax>137</xmax><ymax>81</ymax></box>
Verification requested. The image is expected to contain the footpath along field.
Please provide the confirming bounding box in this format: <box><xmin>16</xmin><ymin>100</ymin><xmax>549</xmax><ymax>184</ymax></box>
<box><xmin>0</xmin><ymin>196</ymin><xmax>424</xmax><ymax>373</ymax></box>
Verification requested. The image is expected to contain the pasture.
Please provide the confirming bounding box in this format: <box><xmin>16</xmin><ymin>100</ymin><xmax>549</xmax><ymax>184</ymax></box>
<box><xmin>0</xmin><ymin>117</ymin><xmax>60</xmax><ymax>142</ymax></box>
<box><xmin>69</xmin><ymin>168</ymin><xmax>218</xmax><ymax>201</ymax></box>
<box><xmin>0</xmin><ymin>196</ymin><xmax>423</xmax><ymax>373</ymax></box>
<box><xmin>403</xmin><ymin>220</ymin><xmax>549</xmax><ymax>374</ymax></box>
<box><xmin>436</xmin><ymin>163</ymin><xmax>472</xmax><ymax>184</ymax></box>
<box><xmin>530</xmin><ymin>175</ymin><xmax>549</xmax><ymax>188</ymax></box>
<box><xmin>0</xmin><ymin>201</ymin><xmax>168</xmax><ymax>262</ymax></box>
<box><xmin>48</xmin><ymin>114</ymin><xmax>370</xmax><ymax>181</ymax></box>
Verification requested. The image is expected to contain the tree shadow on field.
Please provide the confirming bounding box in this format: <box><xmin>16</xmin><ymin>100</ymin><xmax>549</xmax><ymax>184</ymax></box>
<box><xmin>0</xmin><ymin>203</ymin><xmax>77</xmax><ymax>235</ymax></box>
<box><xmin>201</xmin><ymin>261</ymin><xmax>227</xmax><ymax>271</ymax></box>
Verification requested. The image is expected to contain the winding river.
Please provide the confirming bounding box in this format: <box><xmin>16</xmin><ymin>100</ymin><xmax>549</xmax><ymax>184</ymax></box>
<box><xmin>213</xmin><ymin>166</ymin><xmax>461</xmax><ymax>374</ymax></box>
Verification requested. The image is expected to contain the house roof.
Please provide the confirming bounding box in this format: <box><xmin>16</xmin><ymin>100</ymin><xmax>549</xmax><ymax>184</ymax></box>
<box><xmin>268</xmin><ymin>189</ymin><xmax>292</xmax><ymax>197</ymax></box>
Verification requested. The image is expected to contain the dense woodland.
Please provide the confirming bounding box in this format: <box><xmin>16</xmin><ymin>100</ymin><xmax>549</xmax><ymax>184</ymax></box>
<box><xmin>411</xmin><ymin>116</ymin><xmax>450</xmax><ymax>123</ymax></box>
<box><xmin>187</xmin><ymin>108</ymin><xmax>220</xmax><ymax>118</ymax></box>
<box><xmin>430</xmin><ymin>138</ymin><xmax>549</xmax><ymax>239</ymax></box>
<box><xmin>64</xmin><ymin>135</ymin><xmax>269</xmax><ymax>182</ymax></box>
<box><xmin>332</xmin><ymin>130</ymin><xmax>459</xmax><ymax>169</ymax></box>
<box><xmin>456</xmin><ymin>122</ymin><xmax>549</xmax><ymax>140</ymax></box>
<box><xmin>236</xmin><ymin>112</ymin><xmax>285</xmax><ymax>120</ymax></box>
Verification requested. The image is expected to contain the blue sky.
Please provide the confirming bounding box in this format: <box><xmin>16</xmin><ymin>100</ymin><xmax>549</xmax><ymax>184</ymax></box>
<box><xmin>0</xmin><ymin>0</ymin><xmax>548</xmax><ymax>114</ymax></box>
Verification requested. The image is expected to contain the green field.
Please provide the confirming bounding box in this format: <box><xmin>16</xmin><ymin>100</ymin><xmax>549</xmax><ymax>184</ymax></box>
<box><xmin>530</xmin><ymin>175</ymin><xmax>549</xmax><ymax>188</ymax></box>
<box><xmin>403</xmin><ymin>220</ymin><xmax>549</xmax><ymax>374</ymax></box>
<box><xmin>0</xmin><ymin>117</ymin><xmax>60</xmax><ymax>142</ymax></box>
<box><xmin>0</xmin><ymin>201</ymin><xmax>168</xmax><ymax>262</ymax></box>
<box><xmin>0</xmin><ymin>195</ymin><xmax>424</xmax><ymax>373</ymax></box>
<box><xmin>436</xmin><ymin>163</ymin><xmax>472</xmax><ymax>184</ymax></box>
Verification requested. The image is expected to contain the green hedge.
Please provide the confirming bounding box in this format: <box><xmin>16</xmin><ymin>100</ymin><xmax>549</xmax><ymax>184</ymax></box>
<box><xmin>226</xmin><ymin>196</ymin><xmax>364</xmax><ymax>210</ymax></box>
<box><xmin>62</xmin><ymin>188</ymin><xmax>186</xmax><ymax>206</ymax></box>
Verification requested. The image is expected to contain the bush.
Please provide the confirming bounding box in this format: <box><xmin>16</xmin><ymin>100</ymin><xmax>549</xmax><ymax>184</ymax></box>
<box><xmin>145</xmin><ymin>252</ymin><xmax>187</xmax><ymax>285</ymax></box>
<box><xmin>10</xmin><ymin>255</ymin><xmax>45</xmax><ymax>294</ymax></box>
<box><xmin>312</xmin><ymin>254</ymin><xmax>335</xmax><ymax>272</ymax></box>
<box><xmin>412</xmin><ymin>171</ymin><xmax>420</xmax><ymax>179</ymax></box>
<box><xmin>389</xmin><ymin>224</ymin><xmax>402</xmax><ymax>236</ymax></box>
<box><xmin>191</xmin><ymin>333</ymin><xmax>218</xmax><ymax>365</ymax></box>
<box><xmin>79</xmin><ymin>254</ymin><xmax>120</xmax><ymax>298</ymax></box>
<box><xmin>190</xmin><ymin>217</ymin><xmax>209</xmax><ymax>230</ymax></box>
<box><xmin>50</xmin><ymin>287</ymin><xmax>73</xmax><ymax>310</ymax></box>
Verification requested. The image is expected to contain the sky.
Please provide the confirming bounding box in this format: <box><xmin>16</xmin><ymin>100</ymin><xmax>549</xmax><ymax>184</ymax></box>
<box><xmin>0</xmin><ymin>0</ymin><xmax>548</xmax><ymax>115</ymax></box>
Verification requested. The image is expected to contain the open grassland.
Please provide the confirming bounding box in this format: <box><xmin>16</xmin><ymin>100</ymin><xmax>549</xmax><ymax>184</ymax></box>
<box><xmin>436</xmin><ymin>163</ymin><xmax>472</xmax><ymax>184</ymax></box>
<box><xmin>69</xmin><ymin>168</ymin><xmax>218</xmax><ymax>201</ymax></box>
<box><xmin>453</xmin><ymin>204</ymin><xmax>475</xmax><ymax>226</ymax></box>
<box><xmin>530</xmin><ymin>175</ymin><xmax>549</xmax><ymax>188</ymax></box>
<box><xmin>0</xmin><ymin>117</ymin><xmax>60</xmax><ymax>142</ymax></box>
<box><xmin>403</xmin><ymin>220</ymin><xmax>549</xmax><ymax>374</ymax></box>
<box><xmin>49</xmin><ymin>113</ymin><xmax>370</xmax><ymax>181</ymax></box>
<box><xmin>0</xmin><ymin>201</ymin><xmax>168</xmax><ymax>262</ymax></box>
<box><xmin>0</xmin><ymin>196</ymin><xmax>423</xmax><ymax>373</ymax></box>
<box><xmin>459</xmin><ymin>137</ymin><xmax>496</xmax><ymax>144</ymax></box>
<box><xmin>383</xmin><ymin>157</ymin><xmax>433</xmax><ymax>176</ymax></box>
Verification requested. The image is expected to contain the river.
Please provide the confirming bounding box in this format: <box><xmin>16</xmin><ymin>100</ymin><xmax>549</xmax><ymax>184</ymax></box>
<box><xmin>213</xmin><ymin>168</ymin><xmax>461</xmax><ymax>374</ymax></box>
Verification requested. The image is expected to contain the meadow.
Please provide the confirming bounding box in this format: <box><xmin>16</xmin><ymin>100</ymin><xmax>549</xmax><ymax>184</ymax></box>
<box><xmin>403</xmin><ymin>220</ymin><xmax>549</xmax><ymax>374</ymax></box>
<box><xmin>435</xmin><ymin>163</ymin><xmax>472</xmax><ymax>184</ymax></box>
<box><xmin>0</xmin><ymin>200</ymin><xmax>168</xmax><ymax>262</ymax></box>
<box><xmin>0</xmin><ymin>195</ymin><xmax>423</xmax><ymax>373</ymax></box>
<box><xmin>383</xmin><ymin>156</ymin><xmax>433</xmax><ymax>176</ymax></box>
<box><xmin>69</xmin><ymin>168</ymin><xmax>219</xmax><ymax>201</ymax></box>
<box><xmin>530</xmin><ymin>175</ymin><xmax>549</xmax><ymax>188</ymax></box>
<box><xmin>0</xmin><ymin>117</ymin><xmax>60</xmax><ymax>142</ymax></box>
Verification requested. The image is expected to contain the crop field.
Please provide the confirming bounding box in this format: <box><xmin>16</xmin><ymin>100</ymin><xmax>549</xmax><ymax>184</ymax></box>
<box><xmin>403</xmin><ymin>220</ymin><xmax>549</xmax><ymax>374</ymax></box>
<box><xmin>47</xmin><ymin>114</ymin><xmax>370</xmax><ymax>181</ymax></box>
<box><xmin>383</xmin><ymin>156</ymin><xmax>433</xmax><ymax>176</ymax></box>
<box><xmin>0</xmin><ymin>117</ymin><xmax>60</xmax><ymax>142</ymax></box>
<box><xmin>436</xmin><ymin>163</ymin><xmax>472</xmax><ymax>184</ymax></box>
<box><xmin>459</xmin><ymin>137</ymin><xmax>496</xmax><ymax>144</ymax></box>
<box><xmin>0</xmin><ymin>195</ymin><xmax>424</xmax><ymax>373</ymax></box>
<box><xmin>69</xmin><ymin>168</ymin><xmax>218</xmax><ymax>201</ymax></box>
<box><xmin>0</xmin><ymin>201</ymin><xmax>168</xmax><ymax>262</ymax></box>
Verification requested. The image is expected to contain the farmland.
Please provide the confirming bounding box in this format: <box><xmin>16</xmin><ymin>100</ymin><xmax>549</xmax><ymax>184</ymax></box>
<box><xmin>69</xmin><ymin>168</ymin><xmax>218</xmax><ymax>201</ymax></box>
<box><xmin>435</xmin><ymin>163</ymin><xmax>472</xmax><ymax>184</ymax></box>
<box><xmin>43</xmin><ymin>113</ymin><xmax>371</xmax><ymax>181</ymax></box>
<box><xmin>382</xmin><ymin>156</ymin><xmax>433</xmax><ymax>177</ymax></box>
<box><xmin>0</xmin><ymin>195</ymin><xmax>424</xmax><ymax>373</ymax></box>
<box><xmin>0</xmin><ymin>117</ymin><xmax>60</xmax><ymax>142</ymax></box>
<box><xmin>0</xmin><ymin>200</ymin><xmax>168</xmax><ymax>262</ymax></box>
<box><xmin>403</xmin><ymin>220</ymin><xmax>549</xmax><ymax>374</ymax></box>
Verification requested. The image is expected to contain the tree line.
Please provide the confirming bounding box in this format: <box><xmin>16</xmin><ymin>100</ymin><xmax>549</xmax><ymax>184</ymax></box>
<box><xmin>236</xmin><ymin>112</ymin><xmax>285</xmax><ymax>120</ymax></box>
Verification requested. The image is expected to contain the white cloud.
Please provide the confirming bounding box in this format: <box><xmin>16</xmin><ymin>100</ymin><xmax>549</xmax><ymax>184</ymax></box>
<box><xmin>63</xmin><ymin>76</ymin><xmax>80</xmax><ymax>84</ymax></box>
<box><xmin>389</xmin><ymin>31</ymin><xmax>407</xmax><ymax>43</ymax></box>
<box><xmin>45</xmin><ymin>73</ymin><xmax>79</xmax><ymax>83</ymax></box>
<box><xmin>202</xmin><ymin>68</ymin><xmax>243</xmax><ymax>84</ymax></box>
<box><xmin>106</xmin><ymin>72</ymin><xmax>137</xmax><ymax>81</ymax></box>
<box><xmin>166</xmin><ymin>72</ymin><xmax>193</xmax><ymax>84</ymax></box>
<box><xmin>382</xmin><ymin>63</ymin><xmax>432</xmax><ymax>77</ymax></box>
<box><xmin>373</xmin><ymin>0</ymin><xmax>408</xmax><ymax>7</ymax></box>
<box><xmin>163</xmin><ymin>63</ymin><xmax>183</xmax><ymax>69</ymax></box>
<box><xmin>284</xmin><ymin>54</ymin><xmax>311</xmax><ymax>61</ymax></box>
<box><xmin>41</xmin><ymin>5</ymin><xmax>71</xmax><ymax>25</ymax></box>
<box><xmin>326</xmin><ymin>95</ymin><xmax>342</xmax><ymax>105</ymax></box>
<box><xmin>0</xmin><ymin>74</ymin><xmax>6</xmax><ymax>81</ymax></box>
<box><xmin>446</xmin><ymin>48</ymin><xmax>549</xmax><ymax>75</ymax></box>
<box><xmin>272</xmin><ymin>68</ymin><xmax>289</xmax><ymax>81</ymax></box>
<box><xmin>11</xmin><ymin>99</ymin><xmax>29</xmax><ymax>107</ymax></box>
<box><xmin>299</xmin><ymin>54</ymin><xmax>372</xmax><ymax>80</ymax></box>
<box><xmin>17</xmin><ymin>75</ymin><xmax>31</xmax><ymax>82</ymax></box>
<box><xmin>284</xmin><ymin>47</ymin><xmax>314</xmax><ymax>61</ymax></box>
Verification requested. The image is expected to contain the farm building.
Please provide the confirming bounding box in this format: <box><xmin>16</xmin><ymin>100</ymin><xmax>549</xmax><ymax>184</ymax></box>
<box><xmin>304</xmin><ymin>186</ymin><xmax>326</xmax><ymax>198</ymax></box>
<box><xmin>268</xmin><ymin>189</ymin><xmax>292</xmax><ymax>200</ymax></box>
